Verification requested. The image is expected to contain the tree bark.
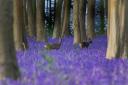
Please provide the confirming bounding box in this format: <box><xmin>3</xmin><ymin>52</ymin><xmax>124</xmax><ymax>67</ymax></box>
<box><xmin>73</xmin><ymin>0</ymin><xmax>81</xmax><ymax>44</ymax></box>
<box><xmin>36</xmin><ymin>0</ymin><xmax>47</xmax><ymax>42</ymax></box>
<box><xmin>27</xmin><ymin>0</ymin><xmax>36</xmax><ymax>37</ymax></box>
<box><xmin>79</xmin><ymin>0</ymin><xmax>87</xmax><ymax>42</ymax></box>
<box><xmin>61</xmin><ymin>0</ymin><xmax>71</xmax><ymax>37</ymax></box>
<box><xmin>106</xmin><ymin>0</ymin><xmax>128</xmax><ymax>59</ymax></box>
<box><xmin>0</xmin><ymin>0</ymin><xmax>20</xmax><ymax>79</ymax></box>
<box><xmin>53</xmin><ymin>0</ymin><xmax>63</xmax><ymax>39</ymax></box>
<box><xmin>13</xmin><ymin>0</ymin><xmax>24</xmax><ymax>51</ymax></box>
<box><xmin>23</xmin><ymin>0</ymin><xmax>28</xmax><ymax>31</ymax></box>
<box><xmin>87</xmin><ymin>0</ymin><xmax>95</xmax><ymax>39</ymax></box>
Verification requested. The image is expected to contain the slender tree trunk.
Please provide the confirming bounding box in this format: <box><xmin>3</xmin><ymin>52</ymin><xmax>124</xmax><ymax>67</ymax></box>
<box><xmin>61</xmin><ymin>0</ymin><xmax>71</xmax><ymax>37</ymax></box>
<box><xmin>32</xmin><ymin>0</ymin><xmax>36</xmax><ymax>35</ymax></box>
<box><xmin>23</xmin><ymin>0</ymin><xmax>29</xmax><ymax>49</ymax></box>
<box><xmin>27</xmin><ymin>0</ymin><xmax>35</xmax><ymax>37</ymax></box>
<box><xmin>73</xmin><ymin>0</ymin><xmax>81</xmax><ymax>44</ymax></box>
<box><xmin>36</xmin><ymin>0</ymin><xmax>47</xmax><ymax>42</ymax></box>
<box><xmin>23</xmin><ymin>0</ymin><xmax>28</xmax><ymax>31</ymax></box>
<box><xmin>0</xmin><ymin>0</ymin><xmax>20</xmax><ymax>79</ymax></box>
<box><xmin>13</xmin><ymin>0</ymin><xmax>24</xmax><ymax>51</ymax></box>
<box><xmin>87</xmin><ymin>0</ymin><xmax>95</xmax><ymax>39</ymax></box>
<box><xmin>53</xmin><ymin>0</ymin><xmax>63</xmax><ymax>38</ymax></box>
<box><xmin>79</xmin><ymin>0</ymin><xmax>87</xmax><ymax>42</ymax></box>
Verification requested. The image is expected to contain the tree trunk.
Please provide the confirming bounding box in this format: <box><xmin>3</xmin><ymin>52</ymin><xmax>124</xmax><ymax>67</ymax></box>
<box><xmin>61</xmin><ymin>0</ymin><xmax>71</xmax><ymax>37</ymax></box>
<box><xmin>87</xmin><ymin>0</ymin><xmax>95</xmax><ymax>39</ymax></box>
<box><xmin>36</xmin><ymin>0</ymin><xmax>47</xmax><ymax>42</ymax></box>
<box><xmin>13</xmin><ymin>0</ymin><xmax>24</xmax><ymax>51</ymax></box>
<box><xmin>73</xmin><ymin>0</ymin><xmax>81</xmax><ymax>44</ymax></box>
<box><xmin>13</xmin><ymin>0</ymin><xmax>28</xmax><ymax>51</ymax></box>
<box><xmin>23</xmin><ymin>0</ymin><xmax>29</xmax><ymax>49</ymax></box>
<box><xmin>23</xmin><ymin>0</ymin><xmax>28</xmax><ymax>31</ymax></box>
<box><xmin>53</xmin><ymin>0</ymin><xmax>63</xmax><ymax>39</ymax></box>
<box><xmin>79</xmin><ymin>0</ymin><xmax>87</xmax><ymax>42</ymax></box>
<box><xmin>27</xmin><ymin>0</ymin><xmax>35</xmax><ymax>37</ymax></box>
<box><xmin>123</xmin><ymin>0</ymin><xmax>128</xmax><ymax>57</ymax></box>
<box><xmin>106</xmin><ymin>0</ymin><xmax>128</xmax><ymax>59</ymax></box>
<box><xmin>0</xmin><ymin>0</ymin><xmax>20</xmax><ymax>79</ymax></box>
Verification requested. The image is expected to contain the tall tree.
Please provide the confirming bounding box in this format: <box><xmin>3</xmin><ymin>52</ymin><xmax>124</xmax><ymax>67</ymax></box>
<box><xmin>106</xmin><ymin>0</ymin><xmax>128</xmax><ymax>59</ymax></box>
<box><xmin>0</xmin><ymin>0</ymin><xmax>20</xmax><ymax>79</ymax></box>
<box><xmin>27</xmin><ymin>0</ymin><xmax>36</xmax><ymax>37</ymax></box>
<box><xmin>13</xmin><ymin>0</ymin><xmax>28</xmax><ymax>51</ymax></box>
<box><xmin>36</xmin><ymin>0</ymin><xmax>47</xmax><ymax>42</ymax></box>
<box><xmin>23</xmin><ymin>0</ymin><xmax>28</xmax><ymax>31</ymax></box>
<box><xmin>53</xmin><ymin>0</ymin><xmax>63</xmax><ymax>38</ymax></box>
<box><xmin>13</xmin><ymin>0</ymin><xmax>24</xmax><ymax>51</ymax></box>
<box><xmin>23</xmin><ymin>0</ymin><xmax>29</xmax><ymax>49</ymax></box>
<box><xmin>87</xmin><ymin>0</ymin><xmax>95</xmax><ymax>39</ymax></box>
<box><xmin>79</xmin><ymin>0</ymin><xmax>87</xmax><ymax>42</ymax></box>
<box><xmin>61</xmin><ymin>0</ymin><xmax>71</xmax><ymax>37</ymax></box>
<box><xmin>73</xmin><ymin>0</ymin><xmax>81</xmax><ymax>44</ymax></box>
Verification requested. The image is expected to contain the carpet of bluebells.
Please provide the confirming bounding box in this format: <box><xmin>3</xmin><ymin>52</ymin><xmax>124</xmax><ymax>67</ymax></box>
<box><xmin>1</xmin><ymin>35</ymin><xmax>128</xmax><ymax>85</ymax></box>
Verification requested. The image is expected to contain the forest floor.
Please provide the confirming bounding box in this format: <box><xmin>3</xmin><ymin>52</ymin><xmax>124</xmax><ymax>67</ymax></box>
<box><xmin>1</xmin><ymin>35</ymin><xmax>128</xmax><ymax>85</ymax></box>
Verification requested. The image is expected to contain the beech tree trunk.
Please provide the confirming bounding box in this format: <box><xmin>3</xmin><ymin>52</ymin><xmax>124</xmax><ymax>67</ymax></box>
<box><xmin>87</xmin><ymin>0</ymin><xmax>95</xmax><ymax>39</ymax></box>
<box><xmin>36</xmin><ymin>0</ymin><xmax>47</xmax><ymax>42</ymax></box>
<box><xmin>73</xmin><ymin>0</ymin><xmax>81</xmax><ymax>44</ymax></box>
<box><xmin>106</xmin><ymin>0</ymin><xmax>128</xmax><ymax>59</ymax></box>
<box><xmin>23</xmin><ymin>0</ymin><xmax>28</xmax><ymax>31</ymax></box>
<box><xmin>53</xmin><ymin>0</ymin><xmax>63</xmax><ymax>38</ymax></box>
<box><xmin>27</xmin><ymin>0</ymin><xmax>35</xmax><ymax>37</ymax></box>
<box><xmin>79</xmin><ymin>0</ymin><xmax>87</xmax><ymax>42</ymax></box>
<box><xmin>13</xmin><ymin>0</ymin><xmax>24</xmax><ymax>51</ymax></box>
<box><xmin>61</xmin><ymin>0</ymin><xmax>71</xmax><ymax>37</ymax></box>
<box><xmin>0</xmin><ymin>0</ymin><xmax>20</xmax><ymax>79</ymax></box>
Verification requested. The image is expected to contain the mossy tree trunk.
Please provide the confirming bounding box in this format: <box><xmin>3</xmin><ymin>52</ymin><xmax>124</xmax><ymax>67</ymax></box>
<box><xmin>36</xmin><ymin>0</ymin><xmax>47</xmax><ymax>42</ymax></box>
<box><xmin>0</xmin><ymin>0</ymin><xmax>20</xmax><ymax>80</ymax></box>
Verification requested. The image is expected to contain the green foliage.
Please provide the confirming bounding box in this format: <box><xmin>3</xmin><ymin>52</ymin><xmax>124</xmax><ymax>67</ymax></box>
<box><xmin>44</xmin><ymin>55</ymin><xmax>54</xmax><ymax>64</ymax></box>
